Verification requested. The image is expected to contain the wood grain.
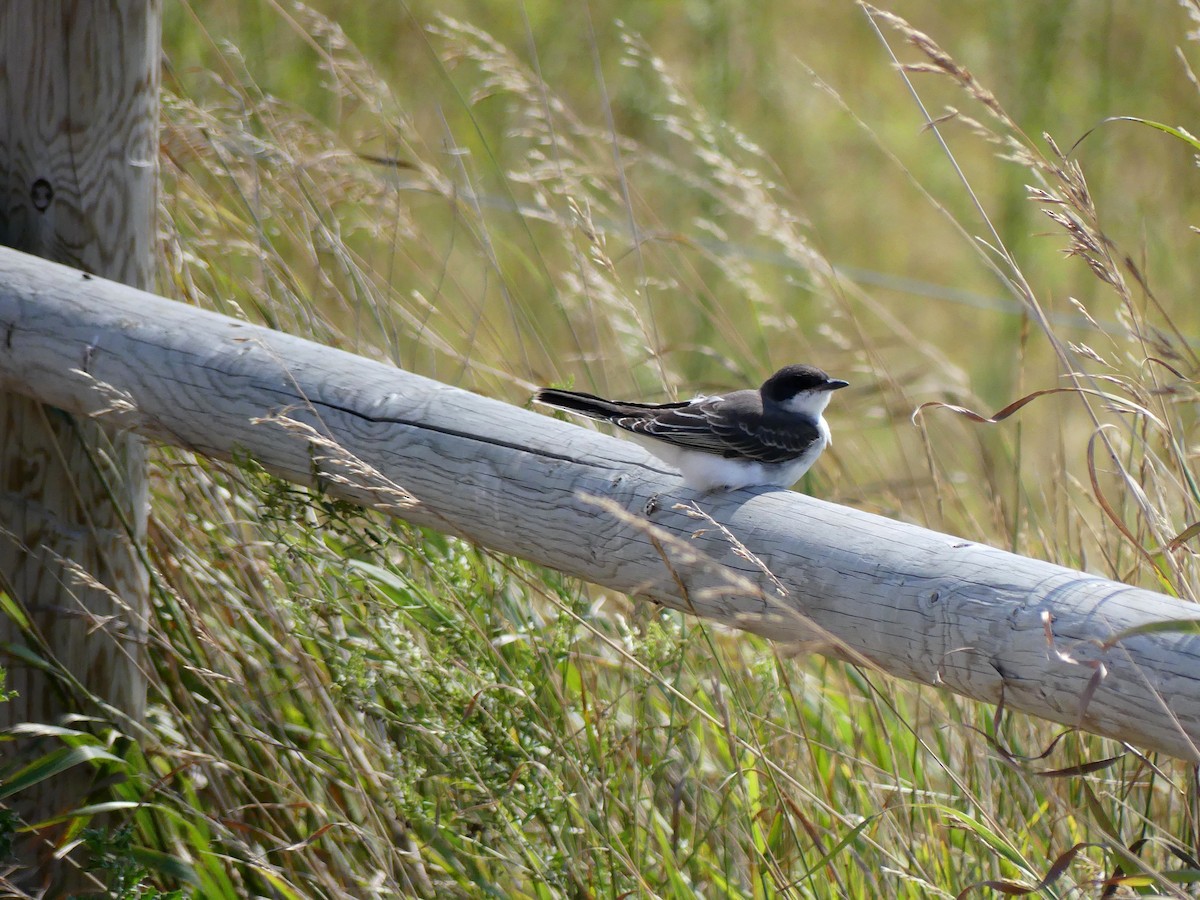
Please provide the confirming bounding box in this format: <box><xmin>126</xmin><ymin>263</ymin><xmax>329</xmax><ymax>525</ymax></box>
<box><xmin>0</xmin><ymin>2</ymin><xmax>159</xmax><ymax>891</ymax></box>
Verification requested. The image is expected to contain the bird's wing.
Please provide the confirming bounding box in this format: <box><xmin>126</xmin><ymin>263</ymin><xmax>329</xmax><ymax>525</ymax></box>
<box><xmin>613</xmin><ymin>400</ymin><xmax>732</xmax><ymax>453</ymax></box>
<box><xmin>613</xmin><ymin>393</ymin><xmax>821</xmax><ymax>464</ymax></box>
<box><xmin>707</xmin><ymin>406</ymin><xmax>822</xmax><ymax>463</ymax></box>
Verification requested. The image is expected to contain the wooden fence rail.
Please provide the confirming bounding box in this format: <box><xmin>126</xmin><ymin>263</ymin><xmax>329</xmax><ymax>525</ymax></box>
<box><xmin>0</xmin><ymin>245</ymin><xmax>1197</xmax><ymax>762</ymax></box>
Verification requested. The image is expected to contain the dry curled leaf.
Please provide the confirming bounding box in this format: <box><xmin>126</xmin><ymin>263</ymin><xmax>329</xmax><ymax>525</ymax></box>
<box><xmin>955</xmin><ymin>842</ymin><xmax>1103</xmax><ymax>899</ymax></box>
<box><xmin>912</xmin><ymin>386</ymin><xmax>1165</xmax><ymax>428</ymax></box>
<box><xmin>912</xmin><ymin>387</ymin><xmax>1085</xmax><ymax>425</ymax></box>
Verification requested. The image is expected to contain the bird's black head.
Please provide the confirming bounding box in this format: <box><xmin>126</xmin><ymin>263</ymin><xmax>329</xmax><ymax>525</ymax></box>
<box><xmin>760</xmin><ymin>364</ymin><xmax>849</xmax><ymax>402</ymax></box>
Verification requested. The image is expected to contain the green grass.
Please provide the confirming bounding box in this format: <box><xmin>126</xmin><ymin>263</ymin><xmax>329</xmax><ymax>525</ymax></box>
<box><xmin>3</xmin><ymin>0</ymin><xmax>1200</xmax><ymax>896</ymax></box>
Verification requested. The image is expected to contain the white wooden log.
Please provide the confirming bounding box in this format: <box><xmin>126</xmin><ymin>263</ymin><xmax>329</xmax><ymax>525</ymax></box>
<box><xmin>0</xmin><ymin>245</ymin><xmax>1197</xmax><ymax>762</ymax></box>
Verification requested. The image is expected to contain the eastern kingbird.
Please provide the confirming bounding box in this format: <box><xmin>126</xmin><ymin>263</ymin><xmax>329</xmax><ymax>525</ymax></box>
<box><xmin>535</xmin><ymin>364</ymin><xmax>848</xmax><ymax>491</ymax></box>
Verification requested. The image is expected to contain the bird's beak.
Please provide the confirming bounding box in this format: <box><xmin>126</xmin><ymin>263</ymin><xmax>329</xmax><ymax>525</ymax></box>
<box><xmin>823</xmin><ymin>379</ymin><xmax>850</xmax><ymax>391</ymax></box>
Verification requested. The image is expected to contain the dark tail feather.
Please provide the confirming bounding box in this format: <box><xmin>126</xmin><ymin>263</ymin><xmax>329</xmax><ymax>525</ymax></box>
<box><xmin>534</xmin><ymin>388</ymin><xmax>628</xmax><ymax>420</ymax></box>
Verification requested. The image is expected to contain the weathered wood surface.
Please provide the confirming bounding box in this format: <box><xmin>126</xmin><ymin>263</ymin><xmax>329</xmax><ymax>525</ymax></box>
<box><xmin>0</xmin><ymin>247</ymin><xmax>1198</xmax><ymax>763</ymax></box>
<box><xmin>0</xmin><ymin>3</ymin><xmax>159</xmax><ymax>891</ymax></box>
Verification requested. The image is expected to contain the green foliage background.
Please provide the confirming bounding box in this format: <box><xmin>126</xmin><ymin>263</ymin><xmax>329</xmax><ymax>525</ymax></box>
<box><xmin>6</xmin><ymin>1</ymin><xmax>1200</xmax><ymax>897</ymax></box>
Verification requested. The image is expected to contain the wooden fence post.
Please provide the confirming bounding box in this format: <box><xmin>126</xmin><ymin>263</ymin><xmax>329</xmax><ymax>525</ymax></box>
<box><xmin>0</xmin><ymin>2</ymin><xmax>160</xmax><ymax>890</ymax></box>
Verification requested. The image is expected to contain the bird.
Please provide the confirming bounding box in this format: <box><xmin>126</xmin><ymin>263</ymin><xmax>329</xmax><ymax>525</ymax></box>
<box><xmin>534</xmin><ymin>364</ymin><xmax>848</xmax><ymax>492</ymax></box>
